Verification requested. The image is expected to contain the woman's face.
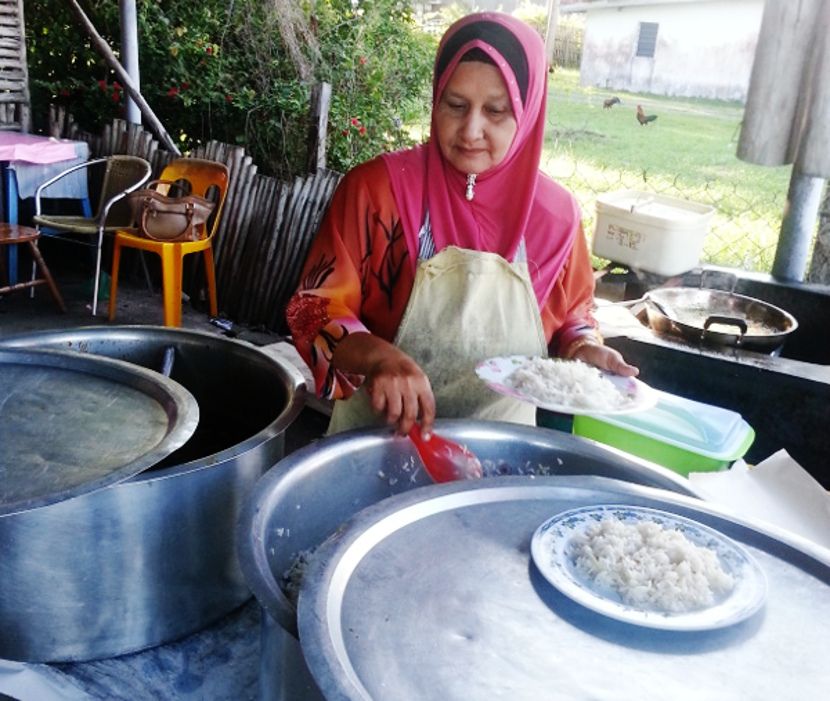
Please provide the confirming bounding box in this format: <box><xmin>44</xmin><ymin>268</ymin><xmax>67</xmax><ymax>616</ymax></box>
<box><xmin>435</xmin><ymin>60</ymin><xmax>518</xmax><ymax>175</ymax></box>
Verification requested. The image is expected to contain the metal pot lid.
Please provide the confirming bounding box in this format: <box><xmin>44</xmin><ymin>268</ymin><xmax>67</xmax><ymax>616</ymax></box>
<box><xmin>298</xmin><ymin>475</ymin><xmax>830</xmax><ymax>701</ymax></box>
<box><xmin>0</xmin><ymin>347</ymin><xmax>199</xmax><ymax>516</ymax></box>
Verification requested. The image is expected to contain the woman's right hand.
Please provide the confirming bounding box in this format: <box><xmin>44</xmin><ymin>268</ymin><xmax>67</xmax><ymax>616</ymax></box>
<box><xmin>332</xmin><ymin>332</ymin><xmax>435</xmax><ymax>436</ymax></box>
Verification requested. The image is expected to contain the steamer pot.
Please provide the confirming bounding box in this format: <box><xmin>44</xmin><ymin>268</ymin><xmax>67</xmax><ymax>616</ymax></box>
<box><xmin>0</xmin><ymin>326</ymin><xmax>306</xmax><ymax>662</ymax></box>
<box><xmin>237</xmin><ymin>421</ymin><xmax>698</xmax><ymax>701</ymax></box>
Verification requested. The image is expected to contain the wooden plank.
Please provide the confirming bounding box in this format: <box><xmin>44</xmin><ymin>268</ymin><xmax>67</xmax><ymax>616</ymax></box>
<box><xmin>306</xmin><ymin>82</ymin><xmax>331</xmax><ymax>173</ymax></box>
<box><xmin>221</xmin><ymin>168</ymin><xmax>262</xmax><ymax>316</ymax></box>
<box><xmin>231</xmin><ymin>175</ymin><xmax>271</xmax><ymax>320</ymax></box>
<box><xmin>249</xmin><ymin>181</ymin><xmax>290</xmax><ymax>324</ymax></box>
<box><xmin>262</xmin><ymin>178</ymin><xmax>305</xmax><ymax>327</ymax></box>
<box><xmin>213</xmin><ymin>147</ymin><xmax>248</xmax><ymax>273</ymax></box>
<box><xmin>267</xmin><ymin>175</ymin><xmax>317</xmax><ymax>328</ymax></box>
<box><xmin>243</xmin><ymin>177</ymin><xmax>282</xmax><ymax>323</ymax></box>
<box><xmin>217</xmin><ymin>154</ymin><xmax>257</xmax><ymax>300</ymax></box>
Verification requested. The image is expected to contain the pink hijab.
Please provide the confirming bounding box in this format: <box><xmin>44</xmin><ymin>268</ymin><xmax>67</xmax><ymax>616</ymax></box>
<box><xmin>381</xmin><ymin>12</ymin><xmax>580</xmax><ymax>306</ymax></box>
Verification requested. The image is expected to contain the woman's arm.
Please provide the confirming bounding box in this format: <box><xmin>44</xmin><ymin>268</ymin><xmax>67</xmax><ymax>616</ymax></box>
<box><xmin>331</xmin><ymin>332</ymin><xmax>435</xmax><ymax>436</ymax></box>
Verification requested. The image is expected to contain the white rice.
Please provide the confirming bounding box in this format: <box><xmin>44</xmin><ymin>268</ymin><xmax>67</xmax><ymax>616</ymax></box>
<box><xmin>571</xmin><ymin>516</ymin><xmax>735</xmax><ymax>613</ymax></box>
<box><xmin>508</xmin><ymin>357</ymin><xmax>628</xmax><ymax>411</ymax></box>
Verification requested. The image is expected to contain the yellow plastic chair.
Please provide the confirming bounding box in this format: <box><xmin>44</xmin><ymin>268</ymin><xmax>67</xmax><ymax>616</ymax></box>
<box><xmin>108</xmin><ymin>158</ymin><xmax>230</xmax><ymax>327</ymax></box>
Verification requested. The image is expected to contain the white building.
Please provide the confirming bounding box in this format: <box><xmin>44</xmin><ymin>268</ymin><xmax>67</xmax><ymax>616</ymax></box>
<box><xmin>564</xmin><ymin>0</ymin><xmax>765</xmax><ymax>102</ymax></box>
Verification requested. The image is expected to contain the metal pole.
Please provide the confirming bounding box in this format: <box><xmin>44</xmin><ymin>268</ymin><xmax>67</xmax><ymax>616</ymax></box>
<box><xmin>119</xmin><ymin>0</ymin><xmax>141</xmax><ymax>124</ymax></box>
<box><xmin>772</xmin><ymin>168</ymin><xmax>825</xmax><ymax>281</ymax></box>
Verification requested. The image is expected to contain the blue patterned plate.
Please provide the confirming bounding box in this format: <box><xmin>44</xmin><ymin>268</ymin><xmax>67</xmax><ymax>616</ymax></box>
<box><xmin>530</xmin><ymin>505</ymin><xmax>767</xmax><ymax>630</ymax></box>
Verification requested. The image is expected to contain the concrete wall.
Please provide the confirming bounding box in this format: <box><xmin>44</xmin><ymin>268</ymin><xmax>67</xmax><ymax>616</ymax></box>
<box><xmin>580</xmin><ymin>0</ymin><xmax>764</xmax><ymax>101</ymax></box>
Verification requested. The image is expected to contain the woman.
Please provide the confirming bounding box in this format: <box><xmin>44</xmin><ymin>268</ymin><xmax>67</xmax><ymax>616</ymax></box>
<box><xmin>286</xmin><ymin>12</ymin><xmax>636</xmax><ymax>437</ymax></box>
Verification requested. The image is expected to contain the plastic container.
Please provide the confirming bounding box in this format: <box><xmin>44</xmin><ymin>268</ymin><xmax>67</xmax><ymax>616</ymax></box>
<box><xmin>592</xmin><ymin>190</ymin><xmax>715</xmax><ymax>276</ymax></box>
<box><xmin>572</xmin><ymin>391</ymin><xmax>754</xmax><ymax>476</ymax></box>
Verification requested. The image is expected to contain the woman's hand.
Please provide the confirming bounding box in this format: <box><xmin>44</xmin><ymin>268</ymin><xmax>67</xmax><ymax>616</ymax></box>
<box><xmin>572</xmin><ymin>342</ymin><xmax>639</xmax><ymax>378</ymax></box>
<box><xmin>332</xmin><ymin>332</ymin><xmax>436</xmax><ymax>436</ymax></box>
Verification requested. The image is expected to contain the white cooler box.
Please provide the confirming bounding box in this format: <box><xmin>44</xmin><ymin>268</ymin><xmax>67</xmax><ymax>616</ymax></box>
<box><xmin>592</xmin><ymin>190</ymin><xmax>715</xmax><ymax>277</ymax></box>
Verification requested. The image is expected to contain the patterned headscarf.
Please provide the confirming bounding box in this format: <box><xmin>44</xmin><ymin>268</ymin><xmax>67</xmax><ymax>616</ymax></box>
<box><xmin>382</xmin><ymin>12</ymin><xmax>580</xmax><ymax>305</ymax></box>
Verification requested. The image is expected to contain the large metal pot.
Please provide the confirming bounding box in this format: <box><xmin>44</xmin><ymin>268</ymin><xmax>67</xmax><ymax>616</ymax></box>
<box><xmin>237</xmin><ymin>421</ymin><xmax>698</xmax><ymax>701</ymax></box>
<box><xmin>644</xmin><ymin>286</ymin><xmax>798</xmax><ymax>353</ymax></box>
<box><xmin>0</xmin><ymin>326</ymin><xmax>305</xmax><ymax>662</ymax></box>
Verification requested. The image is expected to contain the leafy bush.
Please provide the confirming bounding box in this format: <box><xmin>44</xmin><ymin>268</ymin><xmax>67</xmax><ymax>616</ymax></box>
<box><xmin>25</xmin><ymin>0</ymin><xmax>436</xmax><ymax>178</ymax></box>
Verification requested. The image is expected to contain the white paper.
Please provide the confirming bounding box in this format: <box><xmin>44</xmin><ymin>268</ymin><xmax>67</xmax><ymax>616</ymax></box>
<box><xmin>689</xmin><ymin>449</ymin><xmax>830</xmax><ymax>550</ymax></box>
<box><xmin>0</xmin><ymin>660</ymin><xmax>90</xmax><ymax>701</ymax></box>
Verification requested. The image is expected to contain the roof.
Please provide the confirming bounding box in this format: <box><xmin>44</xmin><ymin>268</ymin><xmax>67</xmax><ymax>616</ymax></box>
<box><xmin>561</xmin><ymin>0</ymin><xmax>710</xmax><ymax>13</ymax></box>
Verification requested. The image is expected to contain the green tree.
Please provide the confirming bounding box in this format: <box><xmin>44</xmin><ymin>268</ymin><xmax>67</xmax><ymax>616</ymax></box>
<box><xmin>25</xmin><ymin>0</ymin><xmax>435</xmax><ymax>178</ymax></box>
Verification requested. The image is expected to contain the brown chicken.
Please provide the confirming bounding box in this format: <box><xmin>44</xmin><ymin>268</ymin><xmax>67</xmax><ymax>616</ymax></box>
<box><xmin>636</xmin><ymin>105</ymin><xmax>658</xmax><ymax>125</ymax></box>
<box><xmin>603</xmin><ymin>96</ymin><xmax>621</xmax><ymax>109</ymax></box>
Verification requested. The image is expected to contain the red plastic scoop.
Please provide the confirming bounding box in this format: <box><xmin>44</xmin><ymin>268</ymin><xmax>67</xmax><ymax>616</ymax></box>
<box><xmin>408</xmin><ymin>424</ymin><xmax>483</xmax><ymax>483</ymax></box>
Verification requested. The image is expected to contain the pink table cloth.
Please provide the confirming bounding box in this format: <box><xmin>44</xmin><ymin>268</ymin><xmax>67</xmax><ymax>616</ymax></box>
<box><xmin>0</xmin><ymin>132</ymin><xmax>79</xmax><ymax>164</ymax></box>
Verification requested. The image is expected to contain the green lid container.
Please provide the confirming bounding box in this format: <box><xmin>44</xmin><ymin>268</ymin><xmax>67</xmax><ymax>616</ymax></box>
<box><xmin>572</xmin><ymin>391</ymin><xmax>755</xmax><ymax>476</ymax></box>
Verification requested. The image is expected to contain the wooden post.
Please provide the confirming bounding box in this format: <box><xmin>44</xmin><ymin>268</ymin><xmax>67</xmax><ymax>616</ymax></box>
<box><xmin>544</xmin><ymin>0</ymin><xmax>560</xmax><ymax>69</ymax></box>
<box><xmin>306</xmin><ymin>82</ymin><xmax>331</xmax><ymax>173</ymax></box>
<box><xmin>67</xmin><ymin>0</ymin><xmax>180</xmax><ymax>156</ymax></box>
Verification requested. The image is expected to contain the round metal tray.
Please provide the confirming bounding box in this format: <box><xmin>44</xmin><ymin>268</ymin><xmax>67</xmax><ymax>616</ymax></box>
<box><xmin>0</xmin><ymin>347</ymin><xmax>199</xmax><ymax>516</ymax></box>
<box><xmin>299</xmin><ymin>475</ymin><xmax>830</xmax><ymax>701</ymax></box>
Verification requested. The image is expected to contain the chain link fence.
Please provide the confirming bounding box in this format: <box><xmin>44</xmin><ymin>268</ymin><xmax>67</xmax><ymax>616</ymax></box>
<box><xmin>541</xmin><ymin>148</ymin><xmax>796</xmax><ymax>274</ymax></box>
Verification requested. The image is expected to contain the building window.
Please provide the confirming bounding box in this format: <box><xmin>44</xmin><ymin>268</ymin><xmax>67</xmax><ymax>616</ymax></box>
<box><xmin>636</xmin><ymin>22</ymin><xmax>659</xmax><ymax>57</ymax></box>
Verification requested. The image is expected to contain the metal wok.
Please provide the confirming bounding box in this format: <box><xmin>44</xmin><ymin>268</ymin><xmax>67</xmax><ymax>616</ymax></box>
<box><xmin>644</xmin><ymin>286</ymin><xmax>798</xmax><ymax>353</ymax></box>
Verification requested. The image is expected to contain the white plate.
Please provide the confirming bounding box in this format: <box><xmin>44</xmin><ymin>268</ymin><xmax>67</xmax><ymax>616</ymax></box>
<box><xmin>474</xmin><ymin>355</ymin><xmax>657</xmax><ymax>415</ymax></box>
<box><xmin>530</xmin><ymin>505</ymin><xmax>767</xmax><ymax>631</ymax></box>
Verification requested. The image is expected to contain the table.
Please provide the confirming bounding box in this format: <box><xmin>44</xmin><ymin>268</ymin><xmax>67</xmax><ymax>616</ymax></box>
<box><xmin>0</xmin><ymin>132</ymin><xmax>91</xmax><ymax>285</ymax></box>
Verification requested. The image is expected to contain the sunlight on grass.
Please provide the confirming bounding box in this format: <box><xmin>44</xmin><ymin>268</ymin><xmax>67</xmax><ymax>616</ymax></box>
<box><xmin>543</xmin><ymin>69</ymin><xmax>793</xmax><ymax>273</ymax></box>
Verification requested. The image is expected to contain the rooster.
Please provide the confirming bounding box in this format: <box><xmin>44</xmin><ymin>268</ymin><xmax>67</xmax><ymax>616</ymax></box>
<box><xmin>603</xmin><ymin>96</ymin><xmax>621</xmax><ymax>109</ymax></box>
<box><xmin>636</xmin><ymin>105</ymin><xmax>658</xmax><ymax>125</ymax></box>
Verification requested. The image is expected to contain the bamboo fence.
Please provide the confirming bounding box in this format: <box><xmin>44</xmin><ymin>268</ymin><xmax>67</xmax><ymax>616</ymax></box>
<box><xmin>52</xmin><ymin>110</ymin><xmax>342</xmax><ymax>334</ymax></box>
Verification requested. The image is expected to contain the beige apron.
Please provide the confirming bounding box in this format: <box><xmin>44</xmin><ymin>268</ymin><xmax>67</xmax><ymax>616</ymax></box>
<box><xmin>327</xmin><ymin>244</ymin><xmax>547</xmax><ymax>434</ymax></box>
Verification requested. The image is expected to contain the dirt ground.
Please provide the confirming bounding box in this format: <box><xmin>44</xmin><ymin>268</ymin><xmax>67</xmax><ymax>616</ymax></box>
<box><xmin>0</xmin><ymin>239</ymin><xmax>281</xmax><ymax>345</ymax></box>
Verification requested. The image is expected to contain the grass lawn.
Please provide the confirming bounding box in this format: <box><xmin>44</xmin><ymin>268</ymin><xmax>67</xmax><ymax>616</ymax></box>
<box><xmin>542</xmin><ymin>69</ymin><xmax>794</xmax><ymax>272</ymax></box>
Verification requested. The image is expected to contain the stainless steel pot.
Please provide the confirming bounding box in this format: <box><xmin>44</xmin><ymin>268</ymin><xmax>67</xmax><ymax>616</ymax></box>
<box><xmin>0</xmin><ymin>326</ymin><xmax>306</xmax><ymax>662</ymax></box>
<box><xmin>644</xmin><ymin>287</ymin><xmax>798</xmax><ymax>353</ymax></box>
<box><xmin>237</xmin><ymin>421</ymin><xmax>698</xmax><ymax>701</ymax></box>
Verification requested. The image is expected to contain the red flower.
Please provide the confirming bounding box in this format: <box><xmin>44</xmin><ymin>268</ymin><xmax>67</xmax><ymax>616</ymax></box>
<box><xmin>358</xmin><ymin>56</ymin><xmax>367</xmax><ymax>65</ymax></box>
<box><xmin>225</xmin><ymin>94</ymin><xmax>233</xmax><ymax>103</ymax></box>
<box><xmin>181</xmin><ymin>82</ymin><xmax>190</xmax><ymax>91</ymax></box>
<box><xmin>112</xmin><ymin>81</ymin><xmax>121</xmax><ymax>90</ymax></box>
<box><xmin>206</xmin><ymin>46</ymin><xmax>213</xmax><ymax>55</ymax></box>
<box><xmin>111</xmin><ymin>91</ymin><xmax>121</xmax><ymax>103</ymax></box>
<box><xmin>358</xmin><ymin>126</ymin><xmax>367</xmax><ymax>136</ymax></box>
<box><xmin>97</xmin><ymin>79</ymin><xmax>107</xmax><ymax>91</ymax></box>
<box><xmin>350</xmin><ymin>117</ymin><xmax>359</xmax><ymax>127</ymax></box>
<box><xmin>167</xmin><ymin>86</ymin><xmax>179</xmax><ymax>97</ymax></box>
<box><xmin>341</xmin><ymin>129</ymin><xmax>349</xmax><ymax>136</ymax></box>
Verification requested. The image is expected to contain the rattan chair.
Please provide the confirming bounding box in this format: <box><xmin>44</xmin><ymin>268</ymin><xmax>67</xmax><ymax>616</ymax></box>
<box><xmin>32</xmin><ymin>155</ymin><xmax>152</xmax><ymax>316</ymax></box>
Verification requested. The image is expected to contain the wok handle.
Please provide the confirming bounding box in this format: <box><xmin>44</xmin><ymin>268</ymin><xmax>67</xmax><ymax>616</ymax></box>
<box><xmin>702</xmin><ymin>315</ymin><xmax>748</xmax><ymax>343</ymax></box>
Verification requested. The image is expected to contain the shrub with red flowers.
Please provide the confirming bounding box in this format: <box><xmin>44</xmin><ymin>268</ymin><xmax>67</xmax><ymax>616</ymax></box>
<box><xmin>24</xmin><ymin>0</ymin><xmax>435</xmax><ymax>179</ymax></box>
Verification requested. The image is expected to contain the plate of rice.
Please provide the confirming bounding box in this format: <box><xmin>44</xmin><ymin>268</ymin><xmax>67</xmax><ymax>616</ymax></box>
<box><xmin>530</xmin><ymin>505</ymin><xmax>767</xmax><ymax>631</ymax></box>
<box><xmin>475</xmin><ymin>355</ymin><xmax>657</xmax><ymax>415</ymax></box>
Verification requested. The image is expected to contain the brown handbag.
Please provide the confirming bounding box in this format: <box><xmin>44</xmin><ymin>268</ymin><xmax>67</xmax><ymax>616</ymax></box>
<box><xmin>127</xmin><ymin>180</ymin><xmax>215</xmax><ymax>242</ymax></box>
